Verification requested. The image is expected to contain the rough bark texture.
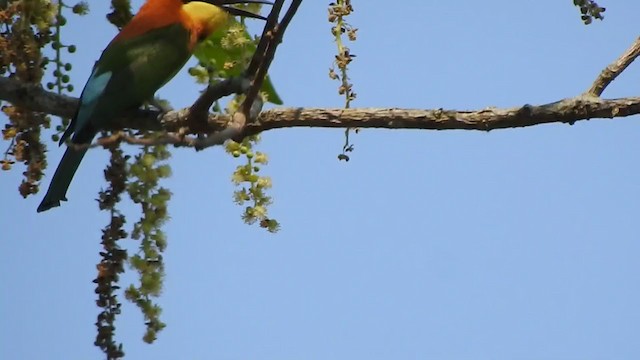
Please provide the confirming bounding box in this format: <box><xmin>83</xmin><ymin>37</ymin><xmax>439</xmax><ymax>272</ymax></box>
<box><xmin>2</xmin><ymin>77</ymin><xmax>639</xmax><ymax>140</ymax></box>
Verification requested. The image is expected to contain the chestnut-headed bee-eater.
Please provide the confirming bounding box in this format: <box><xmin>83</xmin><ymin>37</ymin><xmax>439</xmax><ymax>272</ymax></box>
<box><xmin>37</xmin><ymin>0</ymin><xmax>268</xmax><ymax>212</ymax></box>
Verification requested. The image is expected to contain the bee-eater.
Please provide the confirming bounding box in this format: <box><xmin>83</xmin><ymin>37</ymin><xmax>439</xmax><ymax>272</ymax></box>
<box><xmin>37</xmin><ymin>0</ymin><xmax>268</xmax><ymax>212</ymax></box>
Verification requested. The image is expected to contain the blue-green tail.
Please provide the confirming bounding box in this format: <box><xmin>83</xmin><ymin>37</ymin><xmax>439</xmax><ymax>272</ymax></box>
<box><xmin>37</xmin><ymin>145</ymin><xmax>88</xmax><ymax>212</ymax></box>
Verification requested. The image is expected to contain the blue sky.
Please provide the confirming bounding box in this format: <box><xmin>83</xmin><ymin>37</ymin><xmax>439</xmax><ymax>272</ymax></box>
<box><xmin>3</xmin><ymin>0</ymin><xmax>640</xmax><ymax>359</ymax></box>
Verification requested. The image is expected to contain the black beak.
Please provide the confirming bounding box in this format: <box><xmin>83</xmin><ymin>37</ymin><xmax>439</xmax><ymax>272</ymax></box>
<box><xmin>216</xmin><ymin>0</ymin><xmax>273</xmax><ymax>20</ymax></box>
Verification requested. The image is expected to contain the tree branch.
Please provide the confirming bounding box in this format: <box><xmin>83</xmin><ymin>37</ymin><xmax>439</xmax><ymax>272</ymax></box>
<box><xmin>0</xmin><ymin>76</ymin><xmax>78</xmax><ymax>118</ymax></box>
<box><xmin>2</xmin><ymin>83</ymin><xmax>640</xmax><ymax>149</ymax></box>
<box><xmin>246</xmin><ymin>96</ymin><xmax>640</xmax><ymax>134</ymax></box>
<box><xmin>586</xmin><ymin>36</ymin><xmax>640</xmax><ymax>96</ymax></box>
<box><xmin>242</xmin><ymin>0</ymin><xmax>301</xmax><ymax>115</ymax></box>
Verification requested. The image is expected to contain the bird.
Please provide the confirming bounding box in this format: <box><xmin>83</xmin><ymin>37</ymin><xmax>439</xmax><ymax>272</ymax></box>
<box><xmin>37</xmin><ymin>0</ymin><xmax>269</xmax><ymax>212</ymax></box>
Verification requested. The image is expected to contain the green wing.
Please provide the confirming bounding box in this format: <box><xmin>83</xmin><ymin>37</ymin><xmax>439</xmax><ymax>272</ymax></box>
<box><xmin>64</xmin><ymin>23</ymin><xmax>193</xmax><ymax>143</ymax></box>
<box><xmin>39</xmin><ymin>24</ymin><xmax>195</xmax><ymax>212</ymax></box>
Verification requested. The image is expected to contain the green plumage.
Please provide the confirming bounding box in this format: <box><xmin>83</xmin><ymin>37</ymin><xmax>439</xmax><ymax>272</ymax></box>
<box><xmin>38</xmin><ymin>24</ymin><xmax>194</xmax><ymax>212</ymax></box>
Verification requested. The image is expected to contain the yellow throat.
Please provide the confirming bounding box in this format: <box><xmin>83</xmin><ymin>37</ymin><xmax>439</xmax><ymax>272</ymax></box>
<box><xmin>182</xmin><ymin>1</ymin><xmax>230</xmax><ymax>37</ymax></box>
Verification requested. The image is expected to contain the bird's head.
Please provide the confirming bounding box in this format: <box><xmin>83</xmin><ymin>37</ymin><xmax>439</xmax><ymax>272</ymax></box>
<box><xmin>198</xmin><ymin>0</ymin><xmax>272</xmax><ymax>20</ymax></box>
<box><xmin>182</xmin><ymin>0</ymin><xmax>271</xmax><ymax>39</ymax></box>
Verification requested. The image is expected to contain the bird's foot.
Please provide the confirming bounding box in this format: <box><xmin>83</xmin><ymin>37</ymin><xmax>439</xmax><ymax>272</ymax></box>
<box><xmin>147</xmin><ymin>97</ymin><xmax>174</xmax><ymax>115</ymax></box>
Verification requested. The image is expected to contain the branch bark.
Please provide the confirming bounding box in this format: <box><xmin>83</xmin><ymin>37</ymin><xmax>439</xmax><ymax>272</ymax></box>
<box><xmin>0</xmin><ymin>76</ymin><xmax>78</xmax><ymax>118</ymax></box>
<box><xmin>2</xmin><ymin>76</ymin><xmax>640</xmax><ymax>147</ymax></box>
<box><xmin>587</xmin><ymin>36</ymin><xmax>640</xmax><ymax>96</ymax></box>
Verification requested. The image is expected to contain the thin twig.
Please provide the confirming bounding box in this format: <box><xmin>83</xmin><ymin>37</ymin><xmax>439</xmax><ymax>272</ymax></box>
<box><xmin>587</xmin><ymin>36</ymin><xmax>640</xmax><ymax>97</ymax></box>
<box><xmin>189</xmin><ymin>76</ymin><xmax>250</xmax><ymax>119</ymax></box>
<box><xmin>192</xmin><ymin>111</ymin><xmax>247</xmax><ymax>150</ymax></box>
<box><xmin>68</xmin><ymin>132</ymin><xmax>198</xmax><ymax>149</ymax></box>
<box><xmin>245</xmin><ymin>0</ymin><xmax>285</xmax><ymax>77</ymax></box>
<box><xmin>241</xmin><ymin>0</ymin><xmax>286</xmax><ymax>115</ymax></box>
<box><xmin>242</xmin><ymin>0</ymin><xmax>302</xmax><ymax>116</ymax></box>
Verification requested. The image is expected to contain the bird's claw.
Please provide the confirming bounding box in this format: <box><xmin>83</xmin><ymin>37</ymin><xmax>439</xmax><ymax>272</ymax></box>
<box><xmin>148</xmin><ymin>97</ymin><xmax>174</xmax><ymax>115</ymax></box>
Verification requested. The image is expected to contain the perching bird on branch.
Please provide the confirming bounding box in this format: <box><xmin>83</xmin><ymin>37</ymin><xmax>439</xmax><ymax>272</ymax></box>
<box><xmin>37</xmin><ymin>0</ymin><xmax>269</xmax><ymax>212</ymax></box>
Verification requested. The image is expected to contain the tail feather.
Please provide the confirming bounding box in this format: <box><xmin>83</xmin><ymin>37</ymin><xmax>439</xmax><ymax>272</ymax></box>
<box><xmin>37</xmin><ymin>145</ymin><xmax>88</xmax><ymax>212</ymax></box>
